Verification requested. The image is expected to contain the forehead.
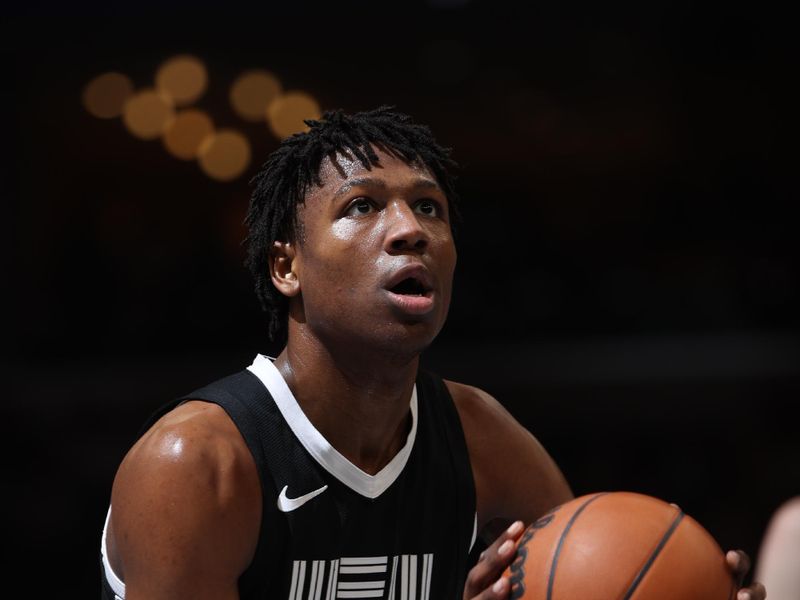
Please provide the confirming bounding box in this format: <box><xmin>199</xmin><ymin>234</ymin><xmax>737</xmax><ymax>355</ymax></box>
<box><xmin>313</xmin><ymin>146</ymin><xmax>439</xmax><ymax>193</ymax></box>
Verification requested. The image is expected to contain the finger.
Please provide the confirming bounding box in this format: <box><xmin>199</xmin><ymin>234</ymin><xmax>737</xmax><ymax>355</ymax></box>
<box><xmin>726</xmin><ymin>550</ymin><xmax>751</xmax><ymax>586</ymax></box>
<box><xmin>726</xmin><ymin>549</ymin><xmax>751</xmax><ymax>574</ymax></box>
<box><xmin>464</xmin><ymin>521</ymin><xmax>524</xmax><ymax>598</ymax></box>
<box><xmin>465</xmin><ymin>522</ymin><xmax>522</xmax><ymax>594</ymax></box>
<box><xmin>467</xmin><ymin>576</ymin><xmax>511</xmax><ymax>600</ymax></box>
<box><xmin>736</xmin><ymin>581</ymin><xmax>766</xmax><ymax>600</ymax></box>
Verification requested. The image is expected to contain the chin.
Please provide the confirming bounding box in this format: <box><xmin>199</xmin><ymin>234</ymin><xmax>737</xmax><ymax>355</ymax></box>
<box><xmin>377</xmin><ymin>319</ymin><xmax>443</xmax><ymax>357</ymax></box>
<box><xmin>310</xmin><ymin>307</ymin><xmax>447</xmax><ymax>360</ymax></box>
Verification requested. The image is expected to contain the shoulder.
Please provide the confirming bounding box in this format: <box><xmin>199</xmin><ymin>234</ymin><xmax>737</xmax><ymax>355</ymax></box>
<box><xmin>443</xmin><ymin>380</ymin><xmax>540</xmax><ymax>467</ymax></box>
<box><xmin>443</xmin><ymin>380</ymin><xmax>573</xmax><ymax>536</ymax></box>
<box><xmin>107</xmin><ymin>400</ymin><xmax>261</xmax><ymax>597</ymax></box>
<box><xmin>444</xmin><ymin>380</ymin><xmax>529</xmax><ymax>454</ymax></box>
<box><xmin>114</xmin><ymin>400</ymin><xmax>259</xmax><ymax>499</ymax></box>
<box><xmin>444</xmin><ymin>380</ymin><xmax>515</xmax><ymax>426</ymax></box>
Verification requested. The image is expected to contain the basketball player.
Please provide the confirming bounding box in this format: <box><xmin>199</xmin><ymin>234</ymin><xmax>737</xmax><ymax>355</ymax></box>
<box><xmin>99</xmin><ymin>107</ymin><xmax>765</xmax><ymax>600</ymax></box>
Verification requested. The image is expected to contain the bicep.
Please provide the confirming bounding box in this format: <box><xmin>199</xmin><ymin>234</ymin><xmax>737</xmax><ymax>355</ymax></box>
<box><xmin>488</xmin><ymin>414</ymin><xmax>573</xmax><ymax>524</ymax></box>
<box><xmin>109</xmin><ymin>417</ymin><xmax>260</xmax><ymax>600</ymax></box>
<box><xmin>449</xmin><ymin>382</ymin><xmax>573</xmax><ymax>534</ymax></box>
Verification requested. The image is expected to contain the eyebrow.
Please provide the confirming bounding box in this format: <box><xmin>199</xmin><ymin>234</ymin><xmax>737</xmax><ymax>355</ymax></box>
<box><xmin>331</xmin><ymin>176</ymin><xmax>442</xmax><ymax>202</ymax></box>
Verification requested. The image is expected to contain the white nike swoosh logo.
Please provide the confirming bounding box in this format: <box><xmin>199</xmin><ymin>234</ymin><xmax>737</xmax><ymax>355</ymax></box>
<box><xmin>277</xmin><ymin>484</ymin><xmax>329</xmax><ymax>512</ymax></box>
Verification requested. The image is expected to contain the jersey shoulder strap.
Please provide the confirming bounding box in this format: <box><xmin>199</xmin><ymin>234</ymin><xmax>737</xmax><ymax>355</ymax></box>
<box><xmin>175</xmin><ymin>369</ymin><xmax>295</xmax><ymax>598</ymax></box>
<box><xmin>416</xmin><ymin>368</ymin><xmax>478</xmax><ymax>581</ymax></box>
<box><xmin>134</xmin><ymin>369</ymin><xmax>280</xmax><ymax>479</ymax></box>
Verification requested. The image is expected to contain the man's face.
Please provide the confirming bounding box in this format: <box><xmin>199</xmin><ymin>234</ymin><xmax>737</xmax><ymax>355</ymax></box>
<box><xmin>286</xmin><ymin>146</ymin><xmax>457</xmax><ymax>356</ymax></box>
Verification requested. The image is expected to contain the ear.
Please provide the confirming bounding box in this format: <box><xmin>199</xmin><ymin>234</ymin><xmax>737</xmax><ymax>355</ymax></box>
<box><xmin>269</xmin><ymin>240</ymin><xmax>301</xmax><ymax>298</ymax></box>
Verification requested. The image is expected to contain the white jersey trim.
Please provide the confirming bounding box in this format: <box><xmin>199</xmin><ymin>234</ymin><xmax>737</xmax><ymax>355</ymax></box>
<box><xmin>469</xmin><ymin>512</ymin><xmax>478</xmax><ymax>552</ymax></box>
<box><xmin>247</xmin><ymin>354</ymin><xmax>418</xmax><ymax>499</ymax></box>
<box><xmin>101</xmin><ymin>507</ymin><xmax>126</xmax><ymax>599</ymax></box>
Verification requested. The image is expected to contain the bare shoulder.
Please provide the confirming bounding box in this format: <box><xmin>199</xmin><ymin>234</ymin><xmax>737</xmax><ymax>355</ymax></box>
<box><xmin>444</xmin><ymin>380</ymin><xmax>573</xmax><ymax>536</ymax></box>
<box><xmin>444</xmin><ymin>380</ymin><xmax>538</xmax><ymax>457</ymax></box>
<box><xmin>444</xmin><ymin>380</ymin><xmax>518</xmax><ymax>432</ymax></box>
<box><xmin>112</xmin><ymin>400</ymin><xmax>259</xmax><ymax>502</ymax></box>
<box><xmin>108</xmin><ymin>400</ymin><xmax>261</xmax><ymax>599</ymax></box>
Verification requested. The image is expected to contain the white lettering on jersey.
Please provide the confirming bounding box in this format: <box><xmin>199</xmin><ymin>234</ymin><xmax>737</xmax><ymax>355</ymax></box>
<box><xmin>288</xmin><ymin>554</ymin><xmax>433</xmax><ymax>600</ymax></box>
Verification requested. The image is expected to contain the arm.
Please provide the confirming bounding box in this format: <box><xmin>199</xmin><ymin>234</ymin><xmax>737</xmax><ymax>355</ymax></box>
<box><xmin>446</xmin><ymin>380</ymin><xmax>573</xmax><ymax>538</ymax></box>
<box><xmin>446</xmin><ymin>381</ymin><xmax>572</xmax><ymax>600</ymax></box>
<box><xmin>106</xmin><ymin>401</ymin><xmax>262</xmax><ymax>600</ymax></box>
<box><xmin>447</xmin><ymin>381</ymin><xmax>766</xmax><ymax>600</ymax></box>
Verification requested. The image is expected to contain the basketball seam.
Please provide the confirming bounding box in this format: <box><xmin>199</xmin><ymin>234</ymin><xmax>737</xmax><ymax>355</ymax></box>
<box><xmin>621</xmin><ymin>509</ymin><xmax>685</xmax><ymax>600</ymax></box>
<box><xmin>546</xmin><ymin>492</ymin><xmax>609</xmax><ymax>600</ymax></box>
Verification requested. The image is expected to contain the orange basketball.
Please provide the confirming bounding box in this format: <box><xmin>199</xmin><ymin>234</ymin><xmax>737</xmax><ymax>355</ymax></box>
<box><xmin>504</xmin><ymin>491</ymin><xmax>737</xmax><ymax>600</ymax></box>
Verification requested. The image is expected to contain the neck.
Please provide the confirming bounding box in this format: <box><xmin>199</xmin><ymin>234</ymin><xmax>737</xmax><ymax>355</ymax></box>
<box><xmin>274</xmin><ymin>326</ymin><xmax>420</xmax><ymax>475</ymax></box>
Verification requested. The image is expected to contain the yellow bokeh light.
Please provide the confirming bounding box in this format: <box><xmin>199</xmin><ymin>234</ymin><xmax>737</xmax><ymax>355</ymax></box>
<box><xmin>198</xmin><ymin>129</ymin><xmax>251</xmax><ymax>181</ymax></box>
<box><xmin>163</xmin><ymin>109</ymin><xmax>214</xmax><ymax>160</ymax></box>
<box><xmin>267</xmin><ymin>91</ymin><xmax>321</xmax><ymax>139</ymax></box>
<box><xmin>230</xmin><ymin>70</ymin><xmax>283</xmax><ymax>122</ymax></box>
<box><xmin>82</xmin><ymin>72</ymin><xmax>134</xmax><ymax>119</ymax></box>
<box><xmin>122</xmin><ymin>89</ymin><xmax>175</xmax><ymax>140</ymax></box>
<box><xmin>156</xmin><ymin>54</ymin><xmax>208</xmax><ymax>106</ymax></box>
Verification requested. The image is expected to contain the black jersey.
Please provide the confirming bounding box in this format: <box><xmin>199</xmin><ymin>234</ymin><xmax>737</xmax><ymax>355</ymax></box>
<box><xmin>101</xmin><ymin>355</ymin><xmax>477</xmax><ymax>600</ymax></box>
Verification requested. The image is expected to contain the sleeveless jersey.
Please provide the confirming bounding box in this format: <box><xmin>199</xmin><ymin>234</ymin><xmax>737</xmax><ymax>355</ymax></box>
<box><xmin>101</xmin><ymin>354</ymin><xmax>477</xmax><ymax>599</ymax></box>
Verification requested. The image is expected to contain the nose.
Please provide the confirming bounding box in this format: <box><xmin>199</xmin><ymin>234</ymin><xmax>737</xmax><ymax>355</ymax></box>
<box><xmin>384</xmin><ymin>201</ymin><xmax>429</xmax><ymax>254</ymax></box>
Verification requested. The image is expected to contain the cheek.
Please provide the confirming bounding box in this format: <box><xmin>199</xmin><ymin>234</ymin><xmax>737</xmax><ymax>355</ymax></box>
<box><xmin>437</xmin><ymin>235</ymin><xmax>458</xmax><ymax>275</ymax></box>
<box><xmin>331</xmin><ymin>219</ymin><xmax>384</xmax><ymax>251</ymax></box>
<box><xmin>438</xmin><ymin>242</ymin><xmax>458</xmax><ymax>304</ymax></box>
<box><xmin>304</xmin><ymin>260</ymin><xmax>359</xmax><ymax>298</ymax></box>
<box><xmin>312</xmin><ymin>222</ymin><xmax>383</xmax><ymax>283</ymax></box>
<box><xmin>299</xmin><ymin>238</ymin><xmax>376</xmax><ymax>299</ymax></box>
<box><xmin>330</xmin><ymin>219</ymin><xmax>359</xmax><ymax>241</ymax></box>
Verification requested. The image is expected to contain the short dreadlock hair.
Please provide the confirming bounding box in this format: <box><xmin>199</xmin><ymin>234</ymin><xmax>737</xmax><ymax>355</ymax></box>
<box><xmin>245</xmin><ymin>105</ymin><xmax>461</xmax><ymax>342</ymax></box>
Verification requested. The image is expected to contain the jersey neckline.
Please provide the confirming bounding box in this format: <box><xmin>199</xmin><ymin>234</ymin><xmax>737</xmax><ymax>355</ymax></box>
<box><xmin>247</xmin><ymin>354</ymin><xmax>418</xmax><ymax>499</ymax></box>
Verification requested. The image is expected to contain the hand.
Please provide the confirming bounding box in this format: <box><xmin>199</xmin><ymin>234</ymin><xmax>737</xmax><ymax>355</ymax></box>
<box><xmin>727</xmin><ymin>550</ymin><xmax>767</xmax><ymax>600</ymax></box>
<box><xmin>463</xmin><ymin>521</ymin><xmax>525</xmax><ymax>599</ymax></box>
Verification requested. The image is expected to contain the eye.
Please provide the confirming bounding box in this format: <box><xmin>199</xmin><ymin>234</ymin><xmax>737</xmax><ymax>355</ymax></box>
<box><xmin>414</xmin><ymin>199</ymin><xmax>440</xmax><ymax>218</ymax></box>
<box><xmin>345</xmin><ymin>198</ymin><xmax>376</xmax><ymax>216</ymax></box>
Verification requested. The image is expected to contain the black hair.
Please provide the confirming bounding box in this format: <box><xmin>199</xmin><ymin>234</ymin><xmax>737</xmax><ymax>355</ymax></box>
<box><xmin>245</xmin><ymin>105</ymin><xmax>461</xmax><ymax>342</ymax></box>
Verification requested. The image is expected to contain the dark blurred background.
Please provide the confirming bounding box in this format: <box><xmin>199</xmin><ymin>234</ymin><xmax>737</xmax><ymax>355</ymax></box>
<box><xmin>4</xmin><ymin>3</ymin><xmax>798</xmax><ymax>595</ymax></box>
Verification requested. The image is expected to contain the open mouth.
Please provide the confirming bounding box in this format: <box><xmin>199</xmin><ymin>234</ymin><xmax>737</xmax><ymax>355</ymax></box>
<box><xmin>389</xmin><ymin>277</ymin><xmax>429</xmax><ymax>296</ymax></box>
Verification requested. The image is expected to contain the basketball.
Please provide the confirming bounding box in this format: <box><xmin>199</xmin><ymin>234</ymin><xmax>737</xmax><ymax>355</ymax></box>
<box><xmin>504</xmin><ymin>491</ymin><xmax>736</xmax><ymax>600</ymax></box>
